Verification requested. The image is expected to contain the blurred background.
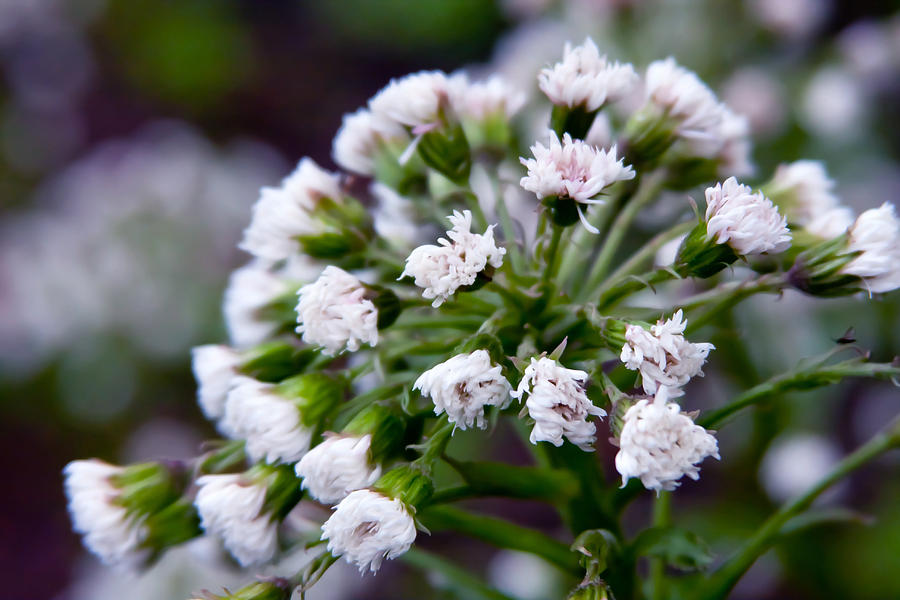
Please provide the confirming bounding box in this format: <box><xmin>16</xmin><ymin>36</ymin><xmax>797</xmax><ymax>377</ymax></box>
<box><xmin>0</xmin><ymin>1</ymin><xmax>898</xmax><ymax>599</ymax></box>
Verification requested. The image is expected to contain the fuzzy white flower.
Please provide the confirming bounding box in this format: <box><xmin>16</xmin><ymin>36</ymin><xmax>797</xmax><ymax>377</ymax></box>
<box><xmin>615</xmin><ymin>386</ymin><xmax>720</xmax><ymax>492</ymax></box>
<box><xmin>371</xmin><ymin>182</ymin><xmax>427</xmax><ymax>249</ymax></box>
<box><xmin>223</xmin><ymin>377</ymin><xmax>312</xmax><ymax>464</ymax></box>
<box><xmin>705</xmin><ymin>177</ymin><xmax>792</xmax><ymax>255</ymax></box>
<box><xmin>223</xmin><ymin>262</ymin><xmax>292</xmax><ymax>349</ymax></box>
<box><xmin>769</xmin><ymin>161</ymin><xmax>844</xmax><ymax>226</ymax></box>
<box><xmin>296</xmin><ymin>435</ymin><xmax>381</xmax><ymax>504</ymax></box>
<box><xmin>64</xmin><ymin>460</ymin><xmax>146</xmax><ymax>566</ymax></box>
<box><xmin>841</xmin><ymin>203</ymin><xmax>900</xmax><ymax>293</ymax></box>
<box><xmin>400</xmin><ymin>210</ymin><xmax>505</xmax><ymax>307</ymax></box>
<box><xmin>511</xmin><ymin>357</ymin><xmax>606</xmax><ymax>451</ymax></box>
<box><xmin>296</xmin><ymin>266</ymin><xmax>379</xmax><ymax>354</ymax></box>
<box><xmin>191</xmin><ymin>344</ymin><xmax>241</xmax><ymax>420</ymax></box>
<box><xmin>538</xmin><ymin>38</ymin><xmax>638</xmax><ymax>111</ymax></box>
<box><xmin>239</xmin><ymin>158</ymin><xmax>343</xmax><ymax>262</ymax></box>
<box><xmin>414</xmin><ymin>350</ymin><xmax>512</xmax><ymax>430</ymax></box>
<box><xmin>519</xmin><ymin>131</ymin><xmax>635</xmax><ymax>231</ymax></box>
<box><xmin>620</xmin><ymin>310</ymin><xmax>714</xmax><ymax>396</ymax></box>
<box><xmin>332</xmin><ymin>109</ymin><xmax>409</xmax><ymax>176</ymax></box>
<box><xmin>454</xmin><ymin>75</ymin><xmax>527</xmax><ymax>121</ymax></box>
<box><xmin>194</xmin><ymin>474</ymin><xmax>278</xmax><ymax>566</ymax></box>
<box><xmin>805</xmin><ymin>207</ymin><xmax>855</xmax><ymax>239</ymax></box>
<box><xmin>645</xmin><ymin>58</ymin><xmax>723</xmax><ymax>140</ymax></box>
<box><xmin>369</xmin><ymin>71</ymin><xmax>455</xmax><ymax>129</ymax></box>
<box><xmin>321</xmin><ymin>489</ymin><xmax>417</xmax><ymax>572</ymax></box>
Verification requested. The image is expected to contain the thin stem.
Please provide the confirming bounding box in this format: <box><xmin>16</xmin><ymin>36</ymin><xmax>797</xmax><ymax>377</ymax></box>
<box><xmin>493</xmin><ymin>177</ymin><xmax>527</xmax><ymax>274</ymax></box>
<box><xmin>543</xmin><ymin>223</ymin><xmax>565</xmax><ymax>284</ymax></box>
<box><xmin>684</xmin><ymin>274</ymin><xmax>787</xmax><ymax>334</ymax></box>
<box><xmin>596</xmin><ymin>268</ymin><xmax>679</xmax><ymax>311</ymax></box>
<box><xmin>650</xmin><ymin>492</ymin><xmax>672</xmax><ymax>600</ymax></box>
<box><xmin>698</xmin><ymin>419</ymin><xmax>900</xmax><ymax>600</ymax></box>
<box><xmin>558</xmin><ymin>190</ymin><xmax>620</xmax><ymax>289</ymax></box>
<box><xmin>427</xmin><ymin>485</ymin><xmax>478</xmax><ymax>505</ymax></box>
<box><xmin>579</xmin><ymin>172</ymin><xmax>666</xmax><ymax>302</ymax></box>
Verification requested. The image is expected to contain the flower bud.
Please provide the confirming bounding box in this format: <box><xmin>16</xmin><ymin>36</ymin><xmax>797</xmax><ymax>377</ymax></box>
<box><xmin>373</xmin><ymin>464</ymin><xmax>435</xmax><ymax>509</ymax></box>
<box><xmin>343</xmin><ymin>404</ymin><xmax>406</xmax><ymax>464</ymax></box>
<box><xmin>193</xmin><ymin>579</ymin><xmax>292</xmax><ymax>600</ymax></box>
<box><xmin>417</xmin><ymin>123</ymin><xmax>473</xmax><ymax>184</ymax></box>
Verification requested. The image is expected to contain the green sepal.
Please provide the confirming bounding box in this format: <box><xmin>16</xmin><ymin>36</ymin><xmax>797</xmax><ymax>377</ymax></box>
<box><xmin>550</xmin><ymin>104</ymin><xmax>598</xmax><ymax>140</ymax></box>
<box><xmin>247</xmin><ymin>463</ymin><xmax>304</xmax><ymax>522</ymax></box>
<box><xmin>198</xmin><ymin>440</ymin><xmax>248</xmax><ymax>475</ymax></box>
<box><xmin>368</xmin><ymin>285</ymin><xmax>402</xmax><ymax>329</ymax></box>
<box><xmin>544</xmin><ymin>195</ymin><xmax>581</xmax><ymax>227</ymax></box>
<box><xmin>343</xmin><ymin>404</ymin><xmax>406</xmax><ymax>464</ymax></box>
<box><xmin>418</xmin><ymin>123</ymin><xmax>472</xmax><ymax>184</ymax></box>
<box><xmin>788</xmin><ymin>234</ymin><xmax>863</xmax><ymax>297</ymax></box>
<box><xmin>623</xmin><ymin>107</ymin><xmax>678</xmax><ymax>166</ymax></box>
<box><xmin>374</xmin><ymin>464</ymin><xmax>435</xmax><ymax>509</ymax></box>
<box><xmin>239</xmin><ymin>342</ymin><xmax>320</xmax><ymax>383</ymax></box>
<box><xmin>572</xmin><ymin>529</ymin><xmax>620</xmax><ymax>580</ymax></box>
<box><xmin>277</xmin><ymin>372</ymin><xmax>345</xmax><ymax>429</ymax></box>
<box><xmin>674</xmin><ymin>221</ymin><xmax>739</xmax><ymax>278</ymax></box>
<box><xmin>198</xmin><ymin>579</ymin><xmax>293</xmax><ymax>600</ymax></box>
<box><xmin>452</xmin><ymin>333</ymin><xmax>506</xmax><ymax>367</ymax></box>
<box><xmin>567</xmin><ymin>580</ymin><xmax>614</xmax><ymax>600</ymax></box>
<box><xmin>111</xmin><ymin>461</ymin><xmax>186</xmax><ymax>517</ymax></box>
<box><xmin>141</xmin><ymin>497</ymin><xmax>202</xmax><ymax>562</ymax></box>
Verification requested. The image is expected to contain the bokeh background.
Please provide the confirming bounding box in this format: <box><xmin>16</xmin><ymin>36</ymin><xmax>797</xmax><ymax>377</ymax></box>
<box><xmin>1</xmin><ymin>1</ymin><xmax>898</xmax><ymax>599</ymax></box>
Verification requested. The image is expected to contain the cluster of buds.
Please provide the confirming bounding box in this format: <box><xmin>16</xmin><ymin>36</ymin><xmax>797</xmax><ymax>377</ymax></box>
<box><xmin>62</xmin><ymin>35</ymin><xmax>898</xmax><ymax>600</ymax></box>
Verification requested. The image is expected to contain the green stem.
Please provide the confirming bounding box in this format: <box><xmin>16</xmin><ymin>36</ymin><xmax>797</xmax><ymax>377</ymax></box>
<box><xmin>650</xmin><ymin>492</ymin><xmax>672</xmax><ymax>600</ymax></box>
<box><xmin>389</xmin><ymin>315</ymin><xmax>485</xmax><ymax>330</ymax></box>
<box><xmin>493</xmin><ymin>177</ymin><xmax>527</xmax><ymax>274</ymax></box>
<box><xmin>684</xmin><ymin>274</ymin><xmax>787</xmax><ymax>334</ymax></box>
<box><xmin>558</xmin><ymin>190</ymin><xmax>620</xmax><ymax>289</ymax></box>
<box><xmin>698</xmin><ymin>419</ymin><xmax>900</xmax><ymax>600</ymax></box>
<box><xmin>579</xmin><ymin>172</ymin><xmax>665</xmax><ymax>302</ymax></box>
<box><xmin>419</xmin><ymin>505</ymin><xmax>582</xmax><ymax>575</ymax></box>
<box><xmin>402</xmin><ymin>548</ymin><xmax>517</xmax><ymax>600</ymax></box>
<box><xmin>427</xmin><ymin>485</ymin><xmax>478</xmax><ymax>505</ymax></box>
<box><xmin>596</xmin><ymin>268</ymin><xmax>679</xmax><ymax>311</ymax></box>
<box><xmin>543</xmin><ymin>224</ymin><xmax>565</xmax><ymax>284</ymax></box>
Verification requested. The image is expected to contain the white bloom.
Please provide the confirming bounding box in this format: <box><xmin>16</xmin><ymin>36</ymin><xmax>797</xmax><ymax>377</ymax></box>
<box><xmin>369</xmin><ymin>71</ymin><xmax>455</xmax><ymax>129</ymax></box>
<box><xmin>321</xmin><ymin>489</ymin><xmax>417</xmax><ymax>572</ymax></box>
<box><xmin>769</xmin><ymin>160</ymin><xmax>843</xmax><ymax>226</ymax></box>
<box><xmin>805</xmin><ymin>206</ymin><xmax>855</xmax><ymax>239</ymax></box>
<box><xmin>191</xmin><ymin>345</ymin><xmax>241</xmax><ymax>420</ymax></box>
<box><xmin>519</xmin><ymin>131</ymin><xmax>634</xmax><ymax>231</ymax></box>
<box><xmin>296</xmin><ymin>266</ymin><xmax>379</xmax><ymax>354</ymax></box>
<box><xmin>223</xmin><ymin>377</ymin><xmax>312</xmax><ymax>464</ymax></box>
<box><xmin>615</xmin><ymin>386</ymin><xmax>720</xmax><ymax>492</ymax></box>
<box><xmin>620</xmin><ymin>310</ymin><xmax>714</xmax><ymax>396</ymax></box>
<box><xmin>239</xmin><ymin>158</ymin><xmax>343</xmax><ymax>262</ymax></box>
<box><xmin>414</xmin><ymin>350</ymin><xmax>512</xmax><ymax>430</ymax></box>
<box><xmin>194</xmin><ymin>474</ymin><xmax>278</xmax><ymax>566</ymax></box>
<box><xmin>713</xmin><ymin>107</ymin><xmax>754</xmax><ymax>177</ymax></box>
<box><xmin>841</xmin><ymin>203</ymin><xmax>900</xmax><ymax>293</ymax></box>
<box><xmin>538</xmin><ymin>38</ymin><xmax>638</xmax><ymax>111</ymax></box>
<box><xmin>454</xmin><ymin>75</ymin><xmax>527</xmax><ymax>121</ymax></box>
<box><xmin>371</xmin><ymin>182</ymin><xmax>426</xmax><ymax>249</ymax></box>
<box><xmin>759</xmin><ymin>433</ymin><xmax>840</xmax><ymax>502</ymax></box>
<box><xmin>511</xmin><ymin>357</ymin><xmax>606</xmax><ymax>451</ymax></box>
<box><xmin>296</xmin><ymin>435</ymin><xmax>381</xmax><ymax>504</ymax></box>
<box><xmin>223</xmin><ymin>261</ymin><xmax>297</xmax><ymax>349</ymax></box>
<box><xmin>64</xmin><ymin>460</ymin><xmax>146</xmax><ymax>566</ymax></box>
<box><xmin>748</xmin><ymin>0</ymin><xmax>828</xmax><ymax>39</ymax></box>
<box><xmin>333</xmin><ymin>109</ymin><xmax>408</xmax><ymax>176</ymax></box>
<box><xmin>705</xmin><ymin>177</ymin><xmax>792</xmax><ymax>255</ymax></box>
<box><xmin>645</xmin><ymin>58</ymin><xmax>723</xmax><ymax>140</ymax></box>
<box><xmin>400</xmin><ymin>210</ymin><xmax>505</xmax><ymax>307</ymax></box>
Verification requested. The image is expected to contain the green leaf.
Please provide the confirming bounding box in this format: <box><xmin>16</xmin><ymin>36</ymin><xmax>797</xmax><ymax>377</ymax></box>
<box><xmin>448</xmin><ymin>459</ymin><xmax>580</xmax><ymax>503</ymax></box>
<box><xmin>631</xmin><ymin>526</ymin><xmax>714</xmax><ymax>572</ymax></box>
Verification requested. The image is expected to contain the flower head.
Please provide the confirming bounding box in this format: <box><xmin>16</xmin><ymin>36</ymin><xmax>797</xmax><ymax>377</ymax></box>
<box><xmin>223</xmin><ymin>262</ymin><xmax>294</xmax><ymax>349</ymax></box>
<box><xmin>369</xmin><ymin>71</ymin><xmax>456</xmax><ymax>129</ymax></box>
<box><xmin>371</xmin><ymin>182</ymin><xmax>428</xmax><ymax>250</ymax></box>
<box><xmin>223</xmin><ymin>377</ymin><xmax>312</xmax><ymax>463</ymax></box>
<box><xmin>620</xmin><ymin>310</ymin><xmax>714</xmax><ymax>396</ymax></box>
<box><xmin>64</xmin><ymin>460</ymin><xmax>146</xmax><ymax>566</ymax></box>
<box><xmin>841</xmin><ymin>203</ymin><xmax>900</xmax><ymax>293</ymax></box>
<box><xmin>239</xmin><ymin>158</ymin><xmax>344</xmax><ymax>262</ymax></box>
<box><xmin>321</xmin><ymin>489</ymin><xmax>417</xmax><ymax>572</ymax></box>
<box><xmin>191</xmin><ymin>344</ymin><xmax>242</xmax><ymax>421</ymax></box>
<box><xmin>511</xmin><ymin>356</ymin><xmax>606</xmax><ymax>451</ymax></box>
<box><xmin>454</xmin><ymin>75</ymin><xmax>527</xmax><ymax>121</ymax></box>
<box><xmin>414</xmin><ymin>350</ymin><xmax>512</xmax><ymax>430</ymax></box>
<box><xmin>194</xmin><ymin>473</ymin><xmax>279</xmax><ymax>566</ymax></box>
<box><xmin>538</xmin><ymin>38</ymin><xmax>638</xmax><ymax>111</ymax></box>
<box><xmin>400</xmin><ymin>210</ymin><xmax>505</xmax><ymax>307</ymax></box>
<box><xmin>644</xmin><ymin>58</ymin><xmax>723</xmax><ymax>139</ymax></box>
<box><xmin>520</xmin><ymin>132</ymin><xmax>635</xmax><ymax>204</ymax></box>
<box><xmin>296</xmin><ymin>435</ymin><xmax>382</xmax><ymax>505</ymax></box>
<box><xmin>768</xmin><ymin>160</ymin><xmax>844</xmax><ymax>227</ymax></box>
<box><xmin>332</xmin><ymin>109</ymin><xmax>409</xmax><ymax>176</ymax></box>
<box><xmin>296</xmin><ymin>266</ymin><xmax>379</xmax><ymax>354</ymax></box>
<box><xmin>705</xmin><ymin>177</ymin><xmax>792</xmax><ymax>255</ymax></box>
<box><xmin>615</xmin><ymin>387</ymin><xmax>719</xmax><ymax>491</ymax></box>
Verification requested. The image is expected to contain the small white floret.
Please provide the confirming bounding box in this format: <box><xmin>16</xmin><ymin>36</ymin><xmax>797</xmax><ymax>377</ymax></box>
<box><xmin>705</xmin><ymin>177</ymin><xmax>792</xmax><ymax>255</ymax></box>
<box><xmin>842</xmin><ymin>203</ymin><xmax>900</xmax><ymax>293</ymax></box>
<box><xmin>191</xmin><ymin>344</ymin><xmax>242</xmax><ymax>420</ymax></box>
<box><xmin>296</xmin><ymin>435</ymin><xmax>381</xmax><ymax>505</ymax></box>
<box><xmin>332</xmin><ymin>108</ymin><xmax>409</xmax><ymax>176</ymax></box>
<box><xmin>538</xmin><ymin>38</ymin><xmax>638</xmax><ymax>111</ymax></box>
<box><xmin>296</xmin><ymin>266</ymin><xmax>379</xmax><ymax>355</ymax></box>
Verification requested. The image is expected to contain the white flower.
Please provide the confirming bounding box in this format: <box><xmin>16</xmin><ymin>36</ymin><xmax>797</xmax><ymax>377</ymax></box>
<box><xmin>538</xmin><ymin>38</ymin><xmax>638</xmax><ymax>111</ymax></box>
<box><xmin>620</xmin><ymin>310</ymin><xmax>714</xmax><ymax>396</ymax></box>
<box><xmin>414</xmin><ymin>350</ymin><xmax>512</xmax><ymax>430</ymax></box>
<box><xmin>769</xmin><ymin>160</ymin><xmax>844</xmax><ymax>226</ymax></box>
<box><xmin>371</xmin><ymin>182</ymin><xmax>427</xmax><ymax>249</ymax></box>
<box><xmin>296</xmin><ymin>435</ymin><xmax>381</xmax><ymax>504</ymax></box>
<box><xmin>369</xmin><ymin>71</ymin><xmax>455</xmax><ymax>129</ymax></box>
<box><xmin>805</xmin><ymin>206</ymin><xmax>855</xmax><ymax>239</ymax></box>
<box><xmin>296</xmin><ymin>266</ymin><xmax>379</xmax><ymax>354</ymax></box>
<box><xmin>223</xmin><ymin>261</ymin><xmax>298</xmax><ymax>349</ymax></box>
<box><xmin>841</xmin><ymin>203</ymin><xmax>900</xmax><ymax>293</ymax></box>
<box><xmin>321</xmin><ymin>489</ymin><xmax>417</xmax><ymax>573</ymax></box>
<box><xmin>64</xmin><ymin>460</ymin><xmax>146</xmax><ymax>566</ymax></box>
<box><xmin>332</xmin><ymin>109</ymin><xmax>409</xmax><ymax>176</ymax></box>
<box><xmin>712</xmin><ymin>107</ymin><xmax>754</xmax><ymax>177</ymax></box>
<box><xmin>191</xmin><ymin>345</ymin><xmax>241</xmax><ymax>420</ymax></box>
<box><xmin>705</xmin><ymin>177</ymin><xmax>792</xmax><ymax>255</ymax></box>
<box><xmin>239</xmin><ymin>158</ymin><xmax>343</xmax><ymax>262</ymax></box>
<box><xmin>511</xmin><ymin>357</ymin><xmax>606</xmax><ymax>451</ymax></box>
<box><xmin>759</xmin><ymin>433</ymin><xmax>840</xmax><ymax>502</ymax></box>
<box><xmin>615</xmin><ymin>386</ymin><xmax>720</xmax><ymax>492</ymax></box>
<box><xmin>400</xmin><ymin>210</ymin><xmax>505</xmax><ymax>307</ymax></box>
<box><xmin>519</xmin><ymin>131</ymin><xmax>635</xmax><ymax>231</ymax></box>
<box><xmin>454</xmin><ymin>75</ymin><xmax>527</xmax><ymax>121</ymax></box>
<box><xmin>645</xmin><ymin>58</ymin><xmax>723</xmax><ymax>140</ymax></box>
<box><xmin>195</xmin><ymin>474</ymin><xmax>278</xmax><ymax>566</ymax></box>
<box><xmin>223</xmin><ymin>377</ymin><xmax>312</xmax><ymax>464</ymax></box>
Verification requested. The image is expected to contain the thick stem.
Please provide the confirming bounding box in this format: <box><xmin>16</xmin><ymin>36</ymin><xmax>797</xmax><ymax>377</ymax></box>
<box><xmin>543</xmin><ymin>224</ymin><xmax>565</xmax><ymax>284</ymax></box>
<box><xmin>698</xmin><ymin>420</ymin><xmax>900</xmax><ymax>600</ymax></box>
<box><xmin>650</xmin><ymin>492</ymin><xmax>672</xmax><ymax>600</ymax></box>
